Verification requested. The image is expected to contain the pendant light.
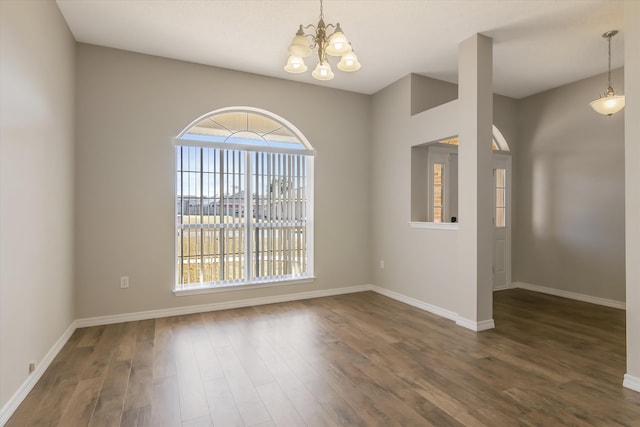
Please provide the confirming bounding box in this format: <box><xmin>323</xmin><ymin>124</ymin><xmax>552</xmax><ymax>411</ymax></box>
<box><xmin>589</xmin><ymin>30</ymin><xmax>625</xmax><ymax>116</ymax></box>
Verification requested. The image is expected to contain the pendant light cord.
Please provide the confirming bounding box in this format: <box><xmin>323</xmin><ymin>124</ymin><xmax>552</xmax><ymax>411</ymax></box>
<box><xmin>608</xmin><ymin>34</ymin><xmax>612</xmax><ymax>88</ymax></box>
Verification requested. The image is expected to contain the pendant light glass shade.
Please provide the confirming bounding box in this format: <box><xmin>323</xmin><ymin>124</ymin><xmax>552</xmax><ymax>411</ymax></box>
<box><xmin>337</xmin><ymin>51</ymin><xmax>361</xmax><ymax>72</ymax></box>
<box><xmin>589</xmin><ymin>95</ymin><xmax>625</xmax><ymax>116</ymax></box>
<box><xmin>284</xmin><ymin>55</ymin><xmax>308</xmax><ymax>73</ymax></box>
<box><xmin>312</xmin><ymin>61</ymin><xmax>334</xmax><ymax>80</ymax></box>
<box><xmin>288</xmin><ymin>26</ymin><xmax>312</xmax><ymax>58</ymax></box>
<box><xmin>589</xmin><ymin>30</ymin><xmax>625</xmax><ymax>116</ymax></box>
<box><xmin>326</xmin><ymin>24</ymin><xmax>351</xmax><ymax>56</ymax></box>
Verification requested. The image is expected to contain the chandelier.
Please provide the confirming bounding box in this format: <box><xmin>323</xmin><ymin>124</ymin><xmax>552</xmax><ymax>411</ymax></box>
<box><xmin>589</xmin><ymin>30</ymin><xmax>625</xmax><ymax>116</ymax></box>
<box><xmin>284</xmin><ymin>0</ymin><xmax>361</xmax><ymax>81</ymax></box>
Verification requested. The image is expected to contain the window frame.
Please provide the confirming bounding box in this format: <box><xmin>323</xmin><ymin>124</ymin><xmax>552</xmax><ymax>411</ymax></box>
<box><xmin>172</xmin><ymin>107</ymin><xmax>315</xmax><ymax>295</ymax></box>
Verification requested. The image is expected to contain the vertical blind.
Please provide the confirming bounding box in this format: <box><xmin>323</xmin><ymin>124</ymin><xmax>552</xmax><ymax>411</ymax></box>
<box><xmin>176</xmin><ymin>146</ymin><xmax>311</xmax><ymax>289</ymax></box>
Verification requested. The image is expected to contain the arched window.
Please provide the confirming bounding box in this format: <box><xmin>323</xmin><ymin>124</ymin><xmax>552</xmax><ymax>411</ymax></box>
<box><xmin>437</xmin><ymin>125</ymin><xmax>510</xmax><ymax>152</ymax></box>
<box><xmin>173</xmin><ymin>107</ymin><xmax>315</xmax><ymax>291</ymax></box>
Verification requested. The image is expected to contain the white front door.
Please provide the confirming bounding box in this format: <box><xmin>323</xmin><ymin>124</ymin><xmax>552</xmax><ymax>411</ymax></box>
<box><xmin>492</xmin><ymin>155</ymin><xmax>511</xmax><ymax>290</ymax></box>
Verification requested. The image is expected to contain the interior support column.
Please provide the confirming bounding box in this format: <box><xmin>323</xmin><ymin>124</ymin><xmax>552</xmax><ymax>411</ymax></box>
<box><xmin>624</xmin><ymin>0</ymin><xmax>640</xmax><ymax>393</ymax></box>
<box><xmin>457</xmin><ymin>34</ymin><xmax>494</xmax><ymax>331</ymax></box>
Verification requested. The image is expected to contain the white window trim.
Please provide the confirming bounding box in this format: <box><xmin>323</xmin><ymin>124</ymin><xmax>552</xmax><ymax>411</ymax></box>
<box><xmin>409</xmin><ymin>221</ymin><xmax>459</xmax><ymax>230</ymax></box>
<box><xmin>176</xmin><ymin>106</ymin><xmax>316</xmax><ymax>154</ymax></box>
<box><xmin>173</xmin><ymin>276</ymin><xmax>317</xmax><ymax>296</ymax></box>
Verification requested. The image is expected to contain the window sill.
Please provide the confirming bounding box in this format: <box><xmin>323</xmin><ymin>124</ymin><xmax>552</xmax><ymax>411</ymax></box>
<box><xmin>408</xmin><ymin>221</ymin><xmax>459</xmax><ymax>230</ymax></box>
<box><xmin>173</xmin><ymin>276</ymin><xmax>316</xmax><ymax>297</ymax></box>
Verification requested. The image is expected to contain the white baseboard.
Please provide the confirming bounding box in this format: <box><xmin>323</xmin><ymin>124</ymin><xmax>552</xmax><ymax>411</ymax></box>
<box><xmin>492</xmin><ymin>284</ymin><xmax>512</xmax><ymax>291</ymax></box>
<box><xmin>370</xmin><ymin>286</ymin><xmax>458</xmax><ymax>322</ymax></box>
<box><xmin>370</xmin><ymin>286</ymin><xmax>497</xmax><ymax>331</ymax></box>
<box><xmin>456</xmin><ymin>318</ymin><xmax>496</xmax><ymax>331</ymax></box>
<box><xmin>623</xmin><ymin>374</ymin><xmax>640</xmax><ymax>393</ymax></box>
<box><xmin>513</xmin><ymin>282</ymin><xmax>626</xmax><ymax>310</ymax></box>
<box><xmin>0</xmin><ymin>320</ymin><xmax>78</xmax><ymax>425</ymax></box>
<box><xmin>75</xmin><ymin>284</ymin><xmax>374</xmax><ymax>327</ymax></box>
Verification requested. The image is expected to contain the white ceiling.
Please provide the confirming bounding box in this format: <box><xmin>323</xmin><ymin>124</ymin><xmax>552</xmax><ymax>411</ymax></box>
<box><xmin>55</xmin><ymin>0</ymin><xmax>626</xmax><ymax>98</ymax></box>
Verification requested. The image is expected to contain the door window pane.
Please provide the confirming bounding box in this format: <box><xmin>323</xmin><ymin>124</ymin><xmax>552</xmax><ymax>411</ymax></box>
<box><xmin>433</xmin><ymin>163</ymin><xmax>444</xmax><ymax>222</ymax></box>
<box><xmin>495</xmin><ymin>168</ymin><xmax>506</xmax><ymax>228</ymax></box>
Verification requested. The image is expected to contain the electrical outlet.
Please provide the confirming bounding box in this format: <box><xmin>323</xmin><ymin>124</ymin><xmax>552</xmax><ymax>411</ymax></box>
<box><xmin>120</xmin><ymin>276</ymin><xmax>129</xmax><ymax>289</ymax></box>
<box><xmin>380</xmin><ymin>260</ymin><xmax>385</xmax><ymax>269</ymax></box>
<box><xmin>28</xmin><ymin>361</ymin><xmax>36</xmax><ymax>374</ymax></box>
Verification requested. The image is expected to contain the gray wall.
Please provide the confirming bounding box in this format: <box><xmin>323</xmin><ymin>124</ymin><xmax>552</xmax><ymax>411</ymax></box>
<box><xmin>371</xmin><ymin>76</ymin><xmax>462</xmax><ymax>314</ymax></box>
<box><xmin>370</xmin><ymin>72</ymin><xmax>518</xmax><ymax>319</ymax></box>
<box><xmin>74</xmin><ymin>44</ymin><xmax>372</xmax><ymax>318</ymax></box>
<box><xmin>0</xmin><ymin>0</ymin><xmax>76</xmax><ymax>408</ymax></box>
<box><xmin>514</xmin><ymin>68</ymin><xmax>626</xmax><ymax>302</ymax></box>
<box><xmin>410</xmin><ymin>73</ymin><xmax>458</xmax><ymax>115</ymax></box>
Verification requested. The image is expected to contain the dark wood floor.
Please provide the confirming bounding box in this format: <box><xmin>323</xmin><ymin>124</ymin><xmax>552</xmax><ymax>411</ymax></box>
<box><xmin>7</xmin><ymin>289</ymin><xmax>640</xmax><ymax>426</ymax></box>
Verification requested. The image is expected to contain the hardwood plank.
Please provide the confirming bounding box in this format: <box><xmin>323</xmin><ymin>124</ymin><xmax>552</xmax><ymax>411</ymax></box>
<box><xmin>88</xmin><ymin>359</ymin><xmax>132</xmax><ymax>427</ymax></box>
<box><xmin>150</xmin><ymin>375</ymin><xmax>182</xmax><ymax>427</ymax></box>
<box><xmin>76</xmin><ymin>325</ymin><xmax>106</xmax><ymax>348</ymax></box>
<box><xmin>202</xmin><ymin>377</ymin><xmax>244</xmax><ymax>427</ymax></box>
<box><xmin>182</xmin><ymin>414</ymin><xmax>214</xmax><ymax>427</ymax></box>
<box><xmin>255</xmin><ymin>381</ymin><xmax>305</xmax><ymax>426</ymax></box>
<box><xmin>115</xmin><ymin>320</ymin><xmax>139</xmax><ymax>362</ymax></box>
<box><xmin>253</xmin><ymin>351</ymin><xmax>339</xmax><ymax>427</ymax></box>
<box><xmin>190</xmin><ymin>316</ymin><xmax>225</xmax><ymax>382</ymax></box>
<box><xmin>80</xmin><ymin>323</ymin><xmax>123</xmax><ymax>380</ymax></box>
<box><xmin>173</xmin><ymin>318</ymin><xmax>210</xmax><ymax>421</ymax></box>
<box><xmin>122</xmin><ymin>327</ymin><xmax>154</xmax><ymax>414</ymax></box>
<box><xmin>58</xmin><ymin>377</ymin><xmax>103</xmax><ymax>426</ymax></box>
<box><xmin>215</xmin><ymin>346</ymin><xmax>272</xmax><ymax>426</ymax></box>
<box><xmin>153</xmin><ymin>316</ymin><xmax>178</xmax><ymax>380</ymax></box>
<box><xmin>120</xmin><ymin>404</ymin><xmax>152</xmax><ymax>427</ymax></box>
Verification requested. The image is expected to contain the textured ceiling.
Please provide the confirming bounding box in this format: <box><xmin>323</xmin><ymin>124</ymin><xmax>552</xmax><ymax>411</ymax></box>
<box><xmin>55</xmin><ymin>0</ymin><xmax>626</xmax><ymax>98</ymax></box>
